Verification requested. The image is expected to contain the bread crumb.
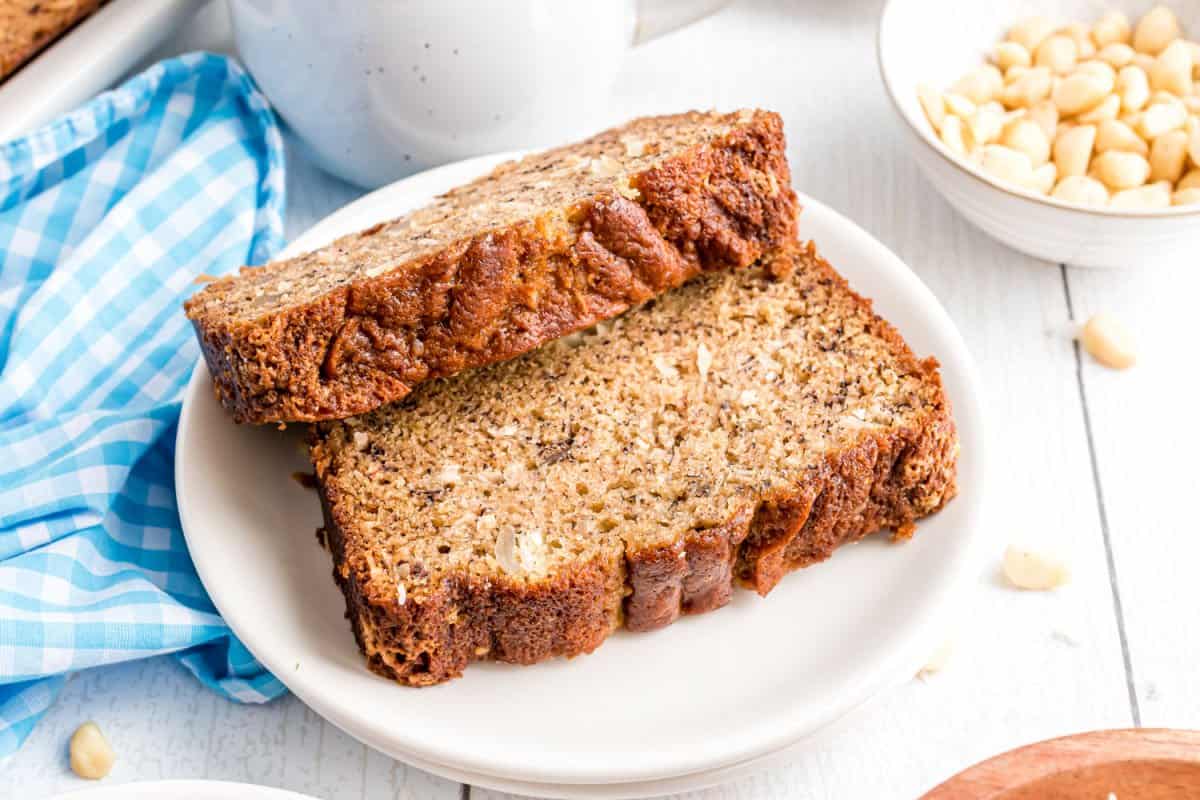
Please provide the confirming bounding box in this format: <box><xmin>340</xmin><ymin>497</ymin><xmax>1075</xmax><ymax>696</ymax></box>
<box><xmin>738</xmin><ymin>389</ymin><xmax>758</xmax><ymax>406</ymax></box>
<box><xmin>495</xmin><ymin>528</ymin><xmax>518</xmax><ymax>574</ymax></box>
<box><xmin>193</xmin><ymin>273</ymin><xmax>218</xmax><ymax>284</ymax></box>
<box><xmin>516</xmin><ymin>528</ymin><xmax>546</xmax><ymax>574</ymax></box>
<box><xmin>1051</xmin><ymin>627</ymin><xmax>1081</xmax><ymax>647</ymax></box>
<box><xmin>589</xmin><ymin>155</ymin><xmax>623</xmax><ymax>177</ymax></box>
<box><xmin>1003</xmin><ymin>544</ymin><xmax>1071</xmax><ymax>590</ymax></box>
<box><xmin>503</xmin><ymin>461</ymin><xmax>525</xmax><ymax>483</ymax></box>
<box><xmin>363</xmin><ymin>263</ymin><xmax>392</xmax><ymax>278</ymax></box>
<box><xmin>495</xmin><ymin>528</ymin><xmax>547</xmax><ymax>576</ymax></box>
<box><xmin>353</xmin><ymin>431</ymin><xmax>370</xmax><ymax>451</ymax></box>
<box><xmin>615</xmin><ymin>174</ymin><xmax>641</xmax><ymax>200</ymax></box>
<box><xmin>620</xmin><ymin>135</ymin><xmax>647</xmax><ymax>157</ymax></box>
<box><xmin>917</xmin><ymin>636</ymin><xmax>955</xmax><ymax>679</ymax></box>
<box><xmin>766</xmin><ymin>170</ymin><xmax>780</xmax><ymax>197</ymax></box>
<box><xmin>438</xmin><ymin>463</ymin><xmax>461</xmax><ymax>485</ymax></box>
<box><xmin>696</xmin><ymin>341</ymin><xmax>713</xmax><ymax>380</ymax></box>
<box><xmin>653</xmin><ymin>354</ymin><xmax>679</xmax><ymax>380</ymax></box>
<box><xmin>560</xmin><ymin>331</ymin><xmax>588</xmax><ymax>348</ymax></box>
<box><xmin>396</xmin><ymin>582</ymin><xmax>407</xmax><ymax>606</ymax></box>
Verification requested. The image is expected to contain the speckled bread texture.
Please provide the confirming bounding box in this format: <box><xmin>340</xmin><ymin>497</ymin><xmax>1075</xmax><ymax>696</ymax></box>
<box><xmin>310</xmin><ymin>243</ymin><xmax>959</xmax><ymax>687</ymax></box>
<box><xmin>1</xmin><ymin>0</ymin><xmax>102</xmax><ymax>80</ymax></box>
<box><xmin>185</xmin><ymin>110</ymin><xmax>797</xmax><ymax>424</ymax></box>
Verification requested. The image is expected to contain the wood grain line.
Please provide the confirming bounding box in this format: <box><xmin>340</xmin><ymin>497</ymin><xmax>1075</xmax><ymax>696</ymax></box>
<box><xmin>1060</xmin><ymin>264</ymin><xmax>1141</xmax><ymax>728</ymax></box>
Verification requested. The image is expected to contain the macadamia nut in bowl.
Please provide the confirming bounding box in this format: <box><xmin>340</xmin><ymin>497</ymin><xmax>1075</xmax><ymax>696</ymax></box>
<box><xmin>879</xmin><ymin>1</ymin><xmax>1200</xmax><ymax>268</ymax></box>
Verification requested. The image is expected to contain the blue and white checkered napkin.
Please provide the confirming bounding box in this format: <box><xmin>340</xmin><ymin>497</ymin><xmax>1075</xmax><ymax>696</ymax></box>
<box><xmin>0</xmin><ymin>52</ymin><xmax>290</xmax><ymax>760</ymax></box>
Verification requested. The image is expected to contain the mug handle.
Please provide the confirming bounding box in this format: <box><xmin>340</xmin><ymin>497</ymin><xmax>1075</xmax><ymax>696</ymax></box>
<box><xmin>633</xmin><ymin>0</ymin><xmax>729</xmax><ymax>45</ymax></box>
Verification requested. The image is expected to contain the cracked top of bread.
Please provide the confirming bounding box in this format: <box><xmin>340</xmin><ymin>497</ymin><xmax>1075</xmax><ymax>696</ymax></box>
<box><xmin>185</xmin><ymin>109</ymin><xmax>797</xmax><ymax>424</ymax></box>
<box><xmin>311</xmin><ymin>243</ymin><xmax>958</xmax><ymax>686</ymax></box>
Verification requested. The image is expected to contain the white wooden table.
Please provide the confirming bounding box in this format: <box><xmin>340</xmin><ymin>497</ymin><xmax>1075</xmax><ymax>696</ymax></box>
<box><xmin>7</xmin><ymin>1</ymin><xmax>1198</xmax><ymax>797</ymax></box>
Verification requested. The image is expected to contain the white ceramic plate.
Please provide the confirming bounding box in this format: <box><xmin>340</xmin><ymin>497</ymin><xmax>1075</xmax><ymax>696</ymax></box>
<box><xmin>51</xmin><ymin>780</ymin><xmax>318</xmax><ymax>800</ymax></box>
<box><xmin>342</xmin><ymin>688</ymin><xmax>895</xmax><ymax>799</ymax></box>
<box><xmin>0</xmin><ymin>0</ymin><xmax>203</xmax><ymax>143</ymax></box>
<box><xmin>177</xmin><ymin>153</ymin><xmax>988</xmax><ymax>789</ymax></box>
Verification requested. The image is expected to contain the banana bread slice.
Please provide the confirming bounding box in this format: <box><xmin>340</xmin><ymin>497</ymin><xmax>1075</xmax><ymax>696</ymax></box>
<box><xmin>186</xmin><ymin>110</ymin><xmax>797</xmax><ymax>424</ymax></box>
<box><xmin>310</xmin><ymin>242</ymin><xmax>959</xmax><ymax>687</ymax></box>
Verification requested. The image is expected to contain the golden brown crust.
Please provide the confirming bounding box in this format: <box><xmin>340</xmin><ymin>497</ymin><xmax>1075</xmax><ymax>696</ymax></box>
<box><xmin>188</xmin><ymin>111</ymin><xmax>798</xmax><ymax>424</ymax></box>
<box><xmin>314</xmin><ymin>243</ymin><xmax>959</xmax><ymax>686</ymax></box>
<box><xmin>1</xmin><ymin>1</ymin><xmax>102</xmax><ymax>81</ymax></box>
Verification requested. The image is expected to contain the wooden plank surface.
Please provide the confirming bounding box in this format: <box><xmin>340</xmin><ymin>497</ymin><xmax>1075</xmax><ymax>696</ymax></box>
<box><xmin>1065</xmin><ymin>260</ymin><xmax>1200</xmax><ymax>730</ymax></box>
<box><xmin>7</xmin><ymin>0</ymin><xmax>1195</xmax><ymax>798</ymax></box>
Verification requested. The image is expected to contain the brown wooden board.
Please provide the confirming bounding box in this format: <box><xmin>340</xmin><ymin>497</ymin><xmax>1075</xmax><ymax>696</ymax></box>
<box><xmin>923</xmin><ymin>729</ymin><xmax>1200</xmax><ymax>799</ymax></box>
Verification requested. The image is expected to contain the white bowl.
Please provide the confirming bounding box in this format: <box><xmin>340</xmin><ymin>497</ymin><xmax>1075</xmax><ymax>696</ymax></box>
<box><xmin>878</xmin><ymin>0</ymin><xmax>1200</xmax><ymax>269</ymax></box>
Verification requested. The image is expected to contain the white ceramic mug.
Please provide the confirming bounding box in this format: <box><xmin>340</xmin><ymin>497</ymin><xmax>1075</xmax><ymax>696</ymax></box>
<box><xmin>229</xmin><ymin>0</ymin><xmax>728</xmax><ymax>188</ymax></box>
